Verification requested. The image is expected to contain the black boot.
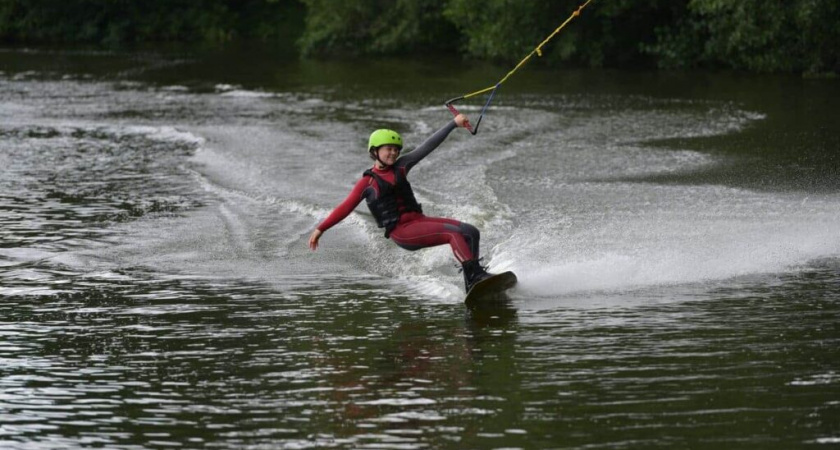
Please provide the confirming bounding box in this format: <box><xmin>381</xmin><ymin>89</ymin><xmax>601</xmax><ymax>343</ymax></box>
<box><xmin>462</xmin><ymin>259</ymin><xmax>494</xmax><ymax>293</ymax></box>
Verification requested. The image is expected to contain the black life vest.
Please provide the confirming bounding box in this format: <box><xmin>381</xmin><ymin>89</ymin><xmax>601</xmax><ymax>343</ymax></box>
<box><xmin>363</xmin><ymin>167</ymin><xmax>423</xmax><ymax>238</ymax></box>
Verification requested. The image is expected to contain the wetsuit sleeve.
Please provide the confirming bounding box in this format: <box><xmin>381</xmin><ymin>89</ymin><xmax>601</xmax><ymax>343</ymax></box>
<box><xmin>316</xmin><ymin>177</ymin><xmax>370</xmax><ymax>232</ymax></box>
<box><xmin>398</xmin><ymin>120</ymin><xmax>458</xmax><ymax>173</ymax></box>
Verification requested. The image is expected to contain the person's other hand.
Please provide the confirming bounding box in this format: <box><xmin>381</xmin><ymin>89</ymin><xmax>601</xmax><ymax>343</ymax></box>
<box><xmin>308</xmin><ymin>229</ymin><xmax>322</xmax><ymax>251</ymax></box>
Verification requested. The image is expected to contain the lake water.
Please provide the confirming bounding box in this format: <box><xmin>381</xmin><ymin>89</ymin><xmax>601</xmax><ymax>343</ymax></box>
<box><xmin>1</xmin><ymin>46</ymin><xmax>838</xmax><ymax>449</ymax></box>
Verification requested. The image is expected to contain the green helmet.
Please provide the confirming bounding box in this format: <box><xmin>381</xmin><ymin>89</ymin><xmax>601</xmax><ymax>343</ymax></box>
<box><xmin>368</xmin><ymin>129</ymin><xmax>403</xmax><ymax>151</ymax></box>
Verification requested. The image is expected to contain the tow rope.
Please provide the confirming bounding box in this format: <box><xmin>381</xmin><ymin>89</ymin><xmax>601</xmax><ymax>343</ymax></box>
<box><xmin>445</xmin><ymin>0</ymin><xmax>594</xmax><ymax>135</ymax></box>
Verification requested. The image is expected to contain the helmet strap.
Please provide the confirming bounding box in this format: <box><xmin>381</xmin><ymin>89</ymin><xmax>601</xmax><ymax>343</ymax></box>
<box><xmin>371</xmin><ymin>148</ymin><xmax>390</xmax><ymax>169</ymax></box>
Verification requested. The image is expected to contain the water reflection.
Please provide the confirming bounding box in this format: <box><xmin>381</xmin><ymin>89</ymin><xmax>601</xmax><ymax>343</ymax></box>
<box><xmin>1</xmin><ymin>269</ymin><xmax>523</xmax><ymax>448</ymax></box>
<box><xmin>2</xmin><ymin>260</ymin><xmax>839</xmax><ymax>448</ymax></box>
<box><xmin>465</xmin><ymin>294</ymin><xmax>518</xmax><ymax>329</ymax></box>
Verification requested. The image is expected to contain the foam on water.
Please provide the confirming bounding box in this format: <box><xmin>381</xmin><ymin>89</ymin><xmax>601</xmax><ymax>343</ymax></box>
<box><xmin>423</xmin><ymin>98</ymin><xmax>838</xmax><ymax>298</ymax></box>
<box><xmin>5</xmin><ymin>69</ymin><xmax>836</xmax><ymax>302</ymax></box>
<box><xmin>493</xmin><ymin>174</ymin><xmax>840</xmax><ymax>297</ymax></box>
<box><xmin>121</xmin><ymin>125</ymin><xmax>206</xmax><ymax>144</ymax></box>
<box><xmin>509</xmin><ymin>212</ymin><xmax>840</xmax><ymax>296</ymax></box>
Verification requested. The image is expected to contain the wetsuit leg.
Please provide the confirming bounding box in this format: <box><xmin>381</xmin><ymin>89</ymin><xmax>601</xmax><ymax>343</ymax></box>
<box><xmin>389</xmin><ymin>216</ymin><xmax>480</xmax><ymax>263</ymax></box>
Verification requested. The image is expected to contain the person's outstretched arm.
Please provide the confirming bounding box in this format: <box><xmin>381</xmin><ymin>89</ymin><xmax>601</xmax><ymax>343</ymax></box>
<box><xmin>308</xmin><ymin>177</ymin><xmax>370</xmax><ymax>251</ymax></box>
<box><xmin>399</xmin><ymin>114</ymin><xmax>471</xmax><ymax>173</ymax></box>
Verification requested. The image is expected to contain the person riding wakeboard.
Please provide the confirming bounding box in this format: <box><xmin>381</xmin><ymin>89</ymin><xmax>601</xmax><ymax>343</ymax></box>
<box><xmin>308</xmin><ymin>113</ymin><xmax>495</xmax><ymax>293</ymax></box>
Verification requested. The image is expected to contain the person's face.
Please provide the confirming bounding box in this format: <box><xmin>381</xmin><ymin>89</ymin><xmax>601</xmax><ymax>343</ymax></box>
<box><xmin>376</xmin><ymin>145</ymin><xmax>401</xmax><ymax>166</ymax></box>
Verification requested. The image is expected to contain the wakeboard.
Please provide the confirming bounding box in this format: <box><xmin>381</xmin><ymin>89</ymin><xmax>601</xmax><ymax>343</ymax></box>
<box><xmin>464</xmin><ymin>271</ymin><xmax>517</xmax><ymax>307</ymax></box>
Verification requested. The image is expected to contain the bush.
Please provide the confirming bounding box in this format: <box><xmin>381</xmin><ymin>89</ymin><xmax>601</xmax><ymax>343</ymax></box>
<box><xmin>645</xmin><ymin>0</ymin><xmax>840</xmax><ymax>74</ymax></box>
<box><xmin>1</xmin><ymin>0</ymin><xmax>836</xmax><ymax>75</ymax></box>
<box><xmin>297</xmin><ymin>0</ymin><xmax>458</xmax><ymax>56</ymax></box>
<box><xmin>0</xmin><ymin>0</ymin><xmax>304</xmax><ymax>46</ymax></box>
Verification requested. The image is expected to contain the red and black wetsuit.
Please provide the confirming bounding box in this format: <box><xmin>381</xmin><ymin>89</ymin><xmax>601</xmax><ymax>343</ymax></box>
<box><xmin>316</xmin><ymin>120</ymin><xmax>480</xmax><ymax>263</ymax></box>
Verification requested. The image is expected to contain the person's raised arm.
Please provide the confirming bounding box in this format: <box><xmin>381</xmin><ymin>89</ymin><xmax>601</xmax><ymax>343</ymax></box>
<box><xmin>399</xmin><ymin>114</ymin><xmax>471</xmax><ymax>173</ymax></box>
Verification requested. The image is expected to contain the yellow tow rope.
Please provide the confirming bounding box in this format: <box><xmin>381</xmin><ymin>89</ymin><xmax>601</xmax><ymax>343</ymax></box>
<box><xmin>446</xmin><ymin>0</ymin><xmax>594</xmax><ymax>134</ymax></box>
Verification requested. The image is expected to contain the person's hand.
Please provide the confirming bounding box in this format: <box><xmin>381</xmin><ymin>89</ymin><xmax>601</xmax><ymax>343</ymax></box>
<box><xmin>308</xmin><ymin>229</ymin><xmax>323</xmax><ymax>251</ymax></box>
<box><xmin>454</xmin><ymin>113</ymin><xmax>472</xmax><ymax>130</ymax></box>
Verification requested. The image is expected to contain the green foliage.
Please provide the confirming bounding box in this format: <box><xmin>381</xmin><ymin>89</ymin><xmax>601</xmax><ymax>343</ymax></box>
<box><xmin>442</xmin><ymin>0</ymin><xmax>549</xmax><ymax>62</ymax></box>
<box><xmin>645</xmin><ymin>0</ymin><xmax>840</xmax><ymax>74</ymax></box>
<box><xmin>0</xmin><ymin>0</ymin><xmax>837</xmax><ymax>74</ymax></box>
<box><xmin>793</xmin><ymin>0</ymin><xmax>840</xmax><ymax>75</ymax></box>
<box><xmin>297</xmin><ymin>0</ymin><xmax>457</xmax><ymax>56</ymax></box>
<box><xmin>441</xmin><ymin>0</ymin><xmax>685</xmax><ymax>68</ymax></box>
<box><xmin>0</xmin><ymin>0</ymin><xmax>305</xmax><ymax>46</ymax></box>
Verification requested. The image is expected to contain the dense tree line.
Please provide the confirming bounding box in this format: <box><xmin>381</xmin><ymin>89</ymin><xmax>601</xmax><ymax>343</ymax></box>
<box><xmin>1</xmin><ymin>0</ymin><xmax>837</xmax><ymax>75</ymax></box>
<box><xmin>0</xmin><ymin>0</ymin><xmax>304</xmax><ymax>47</ymax></box>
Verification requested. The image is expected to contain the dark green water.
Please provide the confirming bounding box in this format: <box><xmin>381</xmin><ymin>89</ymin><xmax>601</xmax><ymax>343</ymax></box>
<box><xmin>1</xmin><ymin>47</ymin><xmax>838</xmax><ymax>449</ymax></box>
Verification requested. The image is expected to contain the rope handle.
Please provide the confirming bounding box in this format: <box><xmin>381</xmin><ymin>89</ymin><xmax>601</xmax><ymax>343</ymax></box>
<box><xmin>445</xmin><ymin>99</ymin><xmax>477</xmax><ymax>135</ymax></box>
<box><xmin>445</xmin><ymin>83</ymin><xmax>498</xmax><ymax>136</ymax></box>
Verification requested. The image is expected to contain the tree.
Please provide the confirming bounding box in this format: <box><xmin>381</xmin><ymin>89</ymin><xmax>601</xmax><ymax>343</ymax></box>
<box><xmin>298</xmin><ymin>0</ymin><xmax>457</xmax><ymax>56</ymax></box>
